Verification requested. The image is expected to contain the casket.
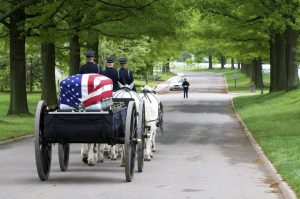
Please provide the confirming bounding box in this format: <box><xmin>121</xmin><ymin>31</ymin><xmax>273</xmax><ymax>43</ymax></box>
<box><xmin>59</xmin><ymin>74</ymin><xmax>113</xmax><ymax>110</ymax></box>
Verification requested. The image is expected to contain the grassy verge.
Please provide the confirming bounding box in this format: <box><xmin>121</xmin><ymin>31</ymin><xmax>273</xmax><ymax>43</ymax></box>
<box><xmin>233</xmin><ymin>90</ymin><xmax>300</xmax><ymax>197</ymax></box>
<box><xmin>0</xmin><ymin>93</ymin><xmax>40</xmax><ymax>141</ymax></box>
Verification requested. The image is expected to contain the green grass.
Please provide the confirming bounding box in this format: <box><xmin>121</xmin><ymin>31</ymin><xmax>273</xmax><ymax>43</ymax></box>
<box><xmin>234</xmin><ymin>90</ymin><xmax>300</xmax><ymax>197</ymax></box>
<box><xmin>0</xmin><ymin>93</ymin><xmax>40</xmax><ymax>141</ymax></box>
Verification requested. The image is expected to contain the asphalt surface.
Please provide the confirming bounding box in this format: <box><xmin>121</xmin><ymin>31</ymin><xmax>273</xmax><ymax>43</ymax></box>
<box><xmin>0</xmin><ymin>72</ymin><xmax>283</xmax><ymax>199</ymax></box>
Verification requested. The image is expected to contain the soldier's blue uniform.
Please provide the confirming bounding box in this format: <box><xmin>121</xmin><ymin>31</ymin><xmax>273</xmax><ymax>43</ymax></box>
<box><xmin>182</xmin><ymin>78</ymin><xmax>190</xmax><ymax>98</ymax></box>
<box><xmin>102</xmin><ymin>56</ymin><xmax>119</xmax><ymax>91</ymax></box>
<box><xmin>118</xmin><ymin>58</ymin><xmax>136</xmax><ymax>91</ymax></box>
<box><xmin>79</xmin><ymin>51</ymin><xmax>102</xmax><ymax>74</ymax></box>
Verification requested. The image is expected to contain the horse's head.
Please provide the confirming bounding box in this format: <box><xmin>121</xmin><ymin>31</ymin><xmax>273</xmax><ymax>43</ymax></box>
<box><xmin>141</xmin><ymin>85</ymin><xmax>152</xmax><ymax>93</ymax></box>
<box><xmin>118</xmin><ymin>82</ymin><xmax>134</xmax><ymax>91</ymax></box>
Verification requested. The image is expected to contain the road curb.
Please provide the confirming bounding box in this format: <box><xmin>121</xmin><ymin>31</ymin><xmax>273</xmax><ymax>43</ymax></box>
<box><xmin>230</xmin><ymin>98</ymin><xmax>297</xmax><ymax>199</ymax></box>
<box><xmin>224</xmin><ymin>73</ymin><xmax>297</xmax><ymax>199</ymax></box>
<box><xmin>231</xmin><ymin>102</ymin><xmax>297</xmax><ymax>199</ymax></box>
<box><xmin>0</xmin><ymin>134</ymin><xmax>34</xmax><ymax>145</ymax></box>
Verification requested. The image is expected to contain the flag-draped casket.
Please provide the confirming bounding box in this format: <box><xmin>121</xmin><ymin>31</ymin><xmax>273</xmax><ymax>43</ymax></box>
<box><xmin>59</xmin><ymin>74</ymin><xmax>113</xmax><ymax>109</ymax></box>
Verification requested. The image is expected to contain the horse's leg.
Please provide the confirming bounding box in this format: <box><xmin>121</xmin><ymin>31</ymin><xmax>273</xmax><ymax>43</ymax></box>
<box><xmin>81</xmin><ymin>144</ymin><xmax>89</xmax><ymax>164</ymax></box>
<box><xmin>88</xmin><ymin>143</ymin><xmax>98</xmax><ymax>166</ymax></box>
<box><xmin>97</xmin><ymin>144</ymin><xmax>104</xmax><ymax>163</ymax></box>
<box><xmin>110</xmin><ymin>145</ymin><xmax>117</xmax><ymax>160</ymax></box>
<box><xmin>152</xmin><ymin>128</ymin><xmax>157</xmax><ymax>153</ymax></box>
<box><xmin>145</xmin><ymin>123</ymin><xmax>154</xmax><ymax>161</ymax></box>
<box><xmin>119</xmin><ymin>144</ymin><xmax>125</xmax><ymax>167</ymax></box>
<box><xmin>117</xmin><ymin>144</ymin><xmax>122</xmax><ymax>158</ymax></box>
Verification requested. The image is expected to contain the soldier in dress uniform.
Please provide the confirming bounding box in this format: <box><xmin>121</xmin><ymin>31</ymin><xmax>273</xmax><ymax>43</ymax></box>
<box><xmin>102</xmin><ymin>56</ymin><xmax>119</xmax><ymax>91</ymax></box>
<box><xmin>117</xmin><ymin>58</ymin><xmax>136</xmax><ymax>91</ymax></box>
<box><xmin>79</xmin><ymin>51</ymin><xmax>102</xmax><ymax>74</ymax></box>
<box><xmin>182</xmin><ymin>78</ymin><xmax>190</xmax><ymax>98</ymax></box>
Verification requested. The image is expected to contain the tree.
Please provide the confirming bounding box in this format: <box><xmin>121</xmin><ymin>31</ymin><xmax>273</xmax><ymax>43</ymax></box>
<box><xmin>189</xmin><ymin>0</ymin><xmax>300</xmax><ymax>92</ymax></box>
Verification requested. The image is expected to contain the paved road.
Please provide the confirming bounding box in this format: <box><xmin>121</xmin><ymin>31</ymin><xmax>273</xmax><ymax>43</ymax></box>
<box><xmin>0</xmin><ymin>72</ymin><xmax>283</xmax><ymax>199</ymax></box>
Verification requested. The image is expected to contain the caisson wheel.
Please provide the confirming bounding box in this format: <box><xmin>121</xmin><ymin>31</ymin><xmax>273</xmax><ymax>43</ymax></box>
<box><xmin>124</xmin><ymin>101</ymin><xmax>137</xmax><ymax>182</ymax></box>
<box><xmin>34</xmin><ymin>100</ymin><xmax>52</xmax><ymax>181</ymax></box>
<box><xmin>58</xmin><ymin>143</ymin><xmax>70</xmax><ymax>172</ymax></box>
<box><xmin>137</xmin><ymin>100</ymin><xmax>146</xmax><ymax>172</ymax></box>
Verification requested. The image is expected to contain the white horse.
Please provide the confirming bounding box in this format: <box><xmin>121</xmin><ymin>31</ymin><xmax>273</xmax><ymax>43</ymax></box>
<box><xmin>140</xmin><ymin>86</ymin><xmax>161</xmax><ymax>161</ymax></box>
<box><xmin>81</xmin><ymin>144</ymin><xmax>103</xmax><ymax>166</ymax></box>
<box><xmin>96</xmin><ymin>83</ymin><xmax>141</xmax><ymax>166</ymax></box>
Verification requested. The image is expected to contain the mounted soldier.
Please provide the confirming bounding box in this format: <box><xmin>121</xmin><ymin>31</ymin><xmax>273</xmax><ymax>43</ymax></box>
<box><xmin>102</xmin><ymin>56</ymin><xmax>119</xmax><ymax>91</ymax></box>
<box><xmin>79</xmin><ymin>51</ymin><xmax>102</xmax><ymax>74</ymax></box>
<box><xmin>117</xmin><ymin>58</ymin><xmax>136</xmax><ymax>91</ymax></box>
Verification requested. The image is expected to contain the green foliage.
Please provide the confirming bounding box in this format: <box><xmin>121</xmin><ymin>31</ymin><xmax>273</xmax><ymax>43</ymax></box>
<box><xmin>98</xmin><ymin>36</ymin><xmax>154</xmax><ymax>74</ymax></box>
<box><xmin>0</xmin><ymin>37</ymin><xmax>9</xmax><ymax>91</ymax></box>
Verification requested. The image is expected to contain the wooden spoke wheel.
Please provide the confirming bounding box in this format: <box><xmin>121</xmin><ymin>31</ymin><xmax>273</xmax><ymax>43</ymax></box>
<box><xmin>58</xmin><ymin>143</ymin><xmax>70</xmax><ymax>172</ymax></box>
<box><xmin>137</xmin><ymin>100</ymin><xmax>146</xmax><ymax>172</ymax></box>
<box><xmin>34</xmin><ymin>100</ymin><xmax>52</xmax><ymax>181</ymax></box>
<box><xmin>124</xmin><ymin>101</ymin><xmax>137</xmax><ymax>182</ymax></box>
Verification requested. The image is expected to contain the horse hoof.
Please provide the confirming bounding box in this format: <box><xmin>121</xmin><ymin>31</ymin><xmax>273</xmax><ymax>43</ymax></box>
<box><xmin>144</xmin><ymin>155</ymin><xmax>151</xmax><ymax>161</ymax></box>
<box><xmin>120</xmin><ymin>162</ymin><xmax>125</xmax><ymax>167</ymax></box>
<box><xmin>111</xmin><ymin>156</ymin><xmax>117</xmax><ymax>160</ymax></box>
<box><xmin>98</xmin><ymin>159</ymin><xmax>104</xmax><ymax>163</ymax></box>
<box><xmin>82</xmin><ymin>156</ymin><xmax>88</xmax><ymax>164</ymax></box>
<box><xmin>152</xmin><ymin>148</ymin><xmax>156</xmax><ymax>152</ymax></box>
<box><xmin>88</xmin><ymin>163</ymin><xmax>95</xmax><ymax>166</ymax></box>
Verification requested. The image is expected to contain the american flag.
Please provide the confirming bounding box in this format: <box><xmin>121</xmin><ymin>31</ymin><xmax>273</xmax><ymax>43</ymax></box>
<box><xmin>60</xmin><ymin>74</ymin><xmax>113</xmax><ymax>108</ymax></box>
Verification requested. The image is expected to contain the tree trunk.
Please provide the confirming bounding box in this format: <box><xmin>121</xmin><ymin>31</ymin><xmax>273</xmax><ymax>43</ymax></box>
<box><xmin>7</xmin><ymin>5</ymin><xmax>29</xmax><ymax>115</ymax></box>
<box><xmin>69</xmin><ymin>34</ymin><xmax>80</xmax><ymax>75</ymax></box>
<box><xmin>87</xmin><ymin>33</ymin><xmax>99</xmax><ymax>64</ymax></box>
<box><xmin>252</xmin><ymin>58</ymin><xmax>263</xmax><ymax>88</ymax></box>
<box><xmin>270</xmin><ymin>33</ymin><xmax>288</xmax><ymax>91</ymax></box>
<box><xmin>231</xmin><ymin>58</ymin><xmax>235</xmax><ymax>69</ymax></box>
<box><xmin>285</xmin><ymin>25</ymin><xmax>299</xmax><ymax>91</ymax></box>
<box><xmin>238</xmin><ymin>62</ymin><xmax>241</xmax><ymax>70</ymax></box>
<box><xmin>208</xmin><ymin>55</ymin><xmax>213</xmax><ymax>69</ymax></box>
<box><xmin>270</xmin><ymin>37</ymin><xmax>276</xmax><ymax>92</ymax></box>
<box><xmin>243</xmin><ymin>63</ymin><xmax>251</xmax><ymax>77</ymax></box>
<box><xmin>220</xmin><ymin>56</ymin><xmax>226</xmax><ymax>69</ymax></box>
<box><xmin>41</xmin><ymin>42</ymin><xmax>57</xmax><ymax>106</ymax></box>
<box><xmin>241</xmin><ymin>63</ymin><xmax>245</xmax><ymax>74</ymax></box>
<box><xmin>250</xmin><ymin>62</ymin><xmax>255</xmax><ymax>82</ymax></box>
<box><xmin>163</xmin><ymin>59</ymin><xmax>170</xmax><ymax>73</ymax></box>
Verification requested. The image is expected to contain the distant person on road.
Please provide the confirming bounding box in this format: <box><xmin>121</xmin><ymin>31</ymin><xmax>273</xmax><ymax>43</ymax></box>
<box><xmin>79</xmin><ymin>51</ymin><xmax>102</xmax><ymax>74</ymax></box>
<box><xmin>182</xmin><ymin>78</ymin><xmax>190</xmax><ymax>98</ymax></box>
<box><xmin>117</xmin><ymin>58</ymin><xmax>136</xmax><ymax>91</ymax></box>
<box><xmin>102</xmin><ymin>56</ymin><xmax>119</xmax><ymax>91</ymax></box>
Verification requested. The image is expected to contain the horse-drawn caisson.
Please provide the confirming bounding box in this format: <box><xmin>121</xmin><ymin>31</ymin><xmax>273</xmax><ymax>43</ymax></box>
<box><xmin>34</xmin><ymin>74</ymin><xmax>148</xmax><ymax>182</ymax></box>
